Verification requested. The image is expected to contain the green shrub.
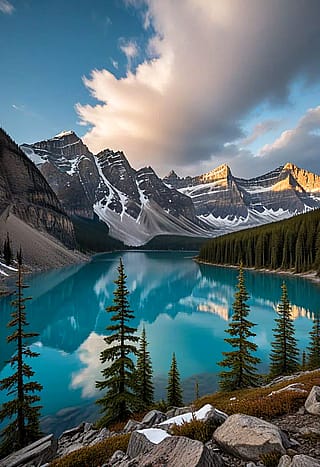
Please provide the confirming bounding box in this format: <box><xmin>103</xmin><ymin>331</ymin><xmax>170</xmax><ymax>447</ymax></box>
<box><xmin>260</xmin><ymin>450</ymin><xmax>282</xmax><ymax>467</ymax></box>
<box><xmin>171</xmin><ymin>417</ymin><xmax>218</xmax><ymax>443</ymax></box>
<box><xmin>50</xmin><ymin>433</ymin><xmax>130</xmax><ymax>467</ymax></box>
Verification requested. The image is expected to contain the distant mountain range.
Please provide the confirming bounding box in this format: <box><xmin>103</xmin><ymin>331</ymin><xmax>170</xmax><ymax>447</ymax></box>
<box><xmin>21</xmin><ymin>130</ymin><xmax>320</xmax><ymax>246</ymax></box>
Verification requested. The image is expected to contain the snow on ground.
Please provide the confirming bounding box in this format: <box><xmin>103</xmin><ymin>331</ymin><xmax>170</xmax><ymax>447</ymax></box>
<box><xmin>159</xmin><ymin>404</ymin><xmax>214</xmax><ymax>427</ymax></box>
<box><xmin>54</xmin><ymin>130</ymin><xmax>74</xmax><ymax>138</ymax></box>
<box><xmin>0</xmin><ymin>261</ymin><xmax>18</xmax><ymax>276</ymax></box>
<box><xmin>136</xmin><ymin>428</ymin><xmax>171</xmax><ymax>444</ymax></box>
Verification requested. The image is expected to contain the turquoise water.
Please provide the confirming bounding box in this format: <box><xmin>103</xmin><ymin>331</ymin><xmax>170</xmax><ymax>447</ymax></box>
<box><xmin>0</xmin><ymin>251</ymin><xmax>319</xmax><ymax>434</ymax></box>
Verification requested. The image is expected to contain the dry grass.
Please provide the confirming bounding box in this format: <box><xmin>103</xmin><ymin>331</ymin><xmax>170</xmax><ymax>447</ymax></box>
<box><xmin>194</xmin><ymin>370</ymin><xmax>320</xmax><ymax>420</ymax></box>
<box><xmin>50</xmin><ymin>433</ymin><xmax>130</xmax><ymax>467</ymax></box>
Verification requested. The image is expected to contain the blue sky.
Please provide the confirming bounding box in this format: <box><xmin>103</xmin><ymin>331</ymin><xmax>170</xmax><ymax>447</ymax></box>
<box><xmin>1</xmin><ymin>0</ymin><xmax>320</xmax><ymax>177</ymax></box>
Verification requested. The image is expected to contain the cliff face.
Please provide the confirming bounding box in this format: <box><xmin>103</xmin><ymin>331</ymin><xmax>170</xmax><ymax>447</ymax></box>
<box><xmin>0</xmin><ymin>128</ymin><xmax>76</xmax><ymax>249</ymax></box>
<box><xmin>21</xmin><ymin>131</ymin><xmax>100</xmax><ymax>218</ymax></box>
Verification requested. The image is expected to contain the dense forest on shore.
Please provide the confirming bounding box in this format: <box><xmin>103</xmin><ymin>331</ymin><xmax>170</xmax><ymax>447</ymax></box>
<box><xmin>198</xmin><ymin>209</ymin><xmax>320</xmax><ymax>273</ymax></box>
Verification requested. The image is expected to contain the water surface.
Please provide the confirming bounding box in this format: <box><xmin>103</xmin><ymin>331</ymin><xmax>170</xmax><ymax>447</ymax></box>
<box><xmin>0</xmin><ymin>251</ymin><xmax>318</xmax><ymax>434</ymax></box>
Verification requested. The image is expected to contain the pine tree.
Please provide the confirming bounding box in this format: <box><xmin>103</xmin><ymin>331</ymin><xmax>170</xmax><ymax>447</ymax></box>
<box><xmin>167</xmin><ymin>353</ymin><xmax>183</xmax><ymax>407</ymax></box>
<box><xmin>301</xmin><ymin>350</ymin><xmax>307</xmax><ymax>371</ymax></box>
<box><xmin>269</xmin><ymin>282</ymin><xmax>299</xmax><ymax>378</ymax></box>
<box><xmin>194</xmin><ymin>379</ymin><xmax>200</xmax><ymax>400</ymax></box>
<box><xmin>218</xmin><ymin>263</ymin><xmax>261</xmax><ymax>391</ymax></box>
<box><xmin>134</xmin><ymin>326</ymin><xmax>154</xmax><ymax>410</ymax></box>
<box><xmin>96</xmin><ymin>259</ymin><xmax>139</xmax><ymax>427</ymax></box>
<box><xmin>307</xmin><ymin>315</ymin><xmax>320</xmax><ymax>370</ymax></box>
<box><xmin>3</xmin><ymin>233</ymin><xmax>12</xmax><ymax>266</ymax></box>
<box><xmin>0</xmin><ymin>257</ymin><xmax>42</xmax><ymax>456</ymax></box>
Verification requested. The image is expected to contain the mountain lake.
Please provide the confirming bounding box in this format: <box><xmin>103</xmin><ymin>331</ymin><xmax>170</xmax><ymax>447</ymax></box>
<box><xmin>0</xmin><ymin>251</ymin><xmax>319</xmax><ymax>435</ymax></box>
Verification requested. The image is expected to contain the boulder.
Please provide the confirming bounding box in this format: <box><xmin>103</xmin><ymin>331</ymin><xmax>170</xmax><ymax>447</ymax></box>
<box><xmin>0</xmin><ymin>434</ymin><xmax>57</xmax><ymax>467</ymax></box>
<box><xmin>108</xmin><ymin>449</ymin><xmax>127</xmax><ymax>465</ymax></box>
<box><xmin>136</xmin><ymin>436</ymin><xmax>224</xmax><ymax>466</ymax></box>
<box><xmin>126</xmin><ymin>430</ymin><xmax>156</xmax><ymax>459</ymax></box>
<box><xmin>141</xmin><ymin>409</ymin><xmax>166</xmax><ymax>427</ymax></box>
<box><xmin>204</xmin><ymin>407</ymin><xmax>228</xmax><ymax>425</ymax></box>
<box><xmin>165</xmin><ymin>406</ymin><xmax>192</xmax><ymax>418</ymax></box>
<box><xmin>123</xmin><ymin>419</ymin><xmax>145</xmax><ymax>433</ymax></box>
<box><xmin>305</xmin><ymin>386</ymin><xmax>320</xmax><ymax>415</ymax></box>
<box><xmin>279</xmin><ymin>455</ymin><xmax>320</xmax><ymax>467</ymax></box>
<box><xmin>291</xmin><ymin>455</ymin><xmax>320</xmax><ymax>467</ymax></box>
<box><xmin>213</xmin><ymin>413</ymin><xmax>290</xmax><ymax>461</ymax></box>
<box><xmin>58</xmin><ymin>422</ymin><xmax>85</xmax><ymax>441</ymax></box>
<box><xmin>279</xmin><ymin>456</ymin><xmax>292</xmax><ymax>467</ymax></box>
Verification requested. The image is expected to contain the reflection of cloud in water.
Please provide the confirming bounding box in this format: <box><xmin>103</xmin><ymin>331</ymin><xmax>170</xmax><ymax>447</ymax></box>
<box><xmin>197</xmin><ymin>302</ymin><xmax>229</xmax><ymax>321</ymax></box>
<box><xmin>271</xmin><ymin>303</ymin><xmax>313</xmax><ymax>320</ymax></box>
<box><xmin>179</xmin><ymin>296</ymin><xmax>230</xmax><ymax>321</ymax></box>
<box><xmin>254</xmin><ymin>330</ymin><xmax>269</xmax><ymax>349</ymax></box>
<box><xmin>71</xmin><ymin>332</ymin><xmax>109</xmax><ymax>398</ymax></box>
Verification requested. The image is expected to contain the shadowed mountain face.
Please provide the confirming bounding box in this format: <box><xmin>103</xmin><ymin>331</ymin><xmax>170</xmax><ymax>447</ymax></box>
<box><xmin>22</xmin><ymin>131</ymin><xmax>320</xmax><ymax>246</ymax></box>
<box><xmin>0</xmin><ymin>128</ymin><xmax>75</xmax><ymax>249</ymax></box>
<box><xmin>22</xmin><ymin>134</ymin><xmax>206</xmax><ymax>246</ymax></box>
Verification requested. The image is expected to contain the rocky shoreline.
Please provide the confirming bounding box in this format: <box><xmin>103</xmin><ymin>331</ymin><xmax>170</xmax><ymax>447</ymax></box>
<box><xmin>2</xmin><ymin>380</ymin><xmax>320</xmax><ymax>467</ymax></box>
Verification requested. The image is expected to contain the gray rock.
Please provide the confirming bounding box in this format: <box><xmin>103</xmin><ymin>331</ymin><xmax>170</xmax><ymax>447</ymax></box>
<box><xmin>0</xmin><ymin>434</ymin><xmax>57</xmax><ymax>467</ymax></box>
<box><xmin>124</xmin><ymin>419</ymin><xmax>145</xmax><ymax>433</ymax></box>
<box><xmin>141</xmin><ymin>409</ymin><xmax>166</xmax><ymax>427</ymax></box>
<box><xmin>126</xmin><ymin>431</ymin><xmax>155</xmax><ymax>459</ymax></box>
<box><xmin>213</xmin><ymin>413</ymin><xmax>290</xmax><ymax>461</ymax></box>
<box><xmin>89</xmin><ymin>427</ymin><xmax>110</xmax><ymax>445</ymax></box>
<box><xmin>84</xmin><ymin>422</ymin><xmax>93</xmax><ymax>432</ymax></box>
<box><xmin>58</xmin><ymin>422</ymin><xmax>85</xmax><ymax>441</ymax></box>
<box><xmin>136</xmin><ymin>436</ymin><xmax>224</xmax><ymax>466</ymax></box>
<box><xmin>108</xmin><ymin>449</ymin><xmax>127</xmax><ymax>465</ymax></box>
<box><xmin>305</xmin><ymin>386</ymin><xmax>320</xmax><ymax>415</ymax></box>
<box><xmin>166</xmin><ymin>406</ymin><xmax>192</xmax><ymax>418</ymax></box>
<box><xmin>279</xmin><ymin>455</ymin><xmax>292</xmax><ymax>467</ymax></box>
<box><xmin>291</xmin><ymin>455</ymin><xmax>320</xmax><ymax>466</ymax></box>
<box><xmin>204</xmin><ymin>407</ymin><xmax>228</xmax><ymax>425</ymax></box>
<box><xmin>82</xmin><ymin>429</ymin><xmax>99</xmax><ymax>444</ymax></box>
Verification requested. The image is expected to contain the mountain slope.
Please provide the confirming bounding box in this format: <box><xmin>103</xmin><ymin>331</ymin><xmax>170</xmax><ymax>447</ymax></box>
<box><xmin>22</xmin><ymin>131</ymin><xmax>320</xmax><ymax>246</ymax></box>
<box><xmin>164</xmin><ymin>162</ymin><xmax>320</xmax><ymax>234</ymax></box>
<box><xmin>0</xmin><ymin>128</ymin><xmax>82</xmax><ymax>269</ymax></box>
<box><xmin>22</xmin><ymin>135</ymin><xmax>210</xmax><ymax>246</ymax></box>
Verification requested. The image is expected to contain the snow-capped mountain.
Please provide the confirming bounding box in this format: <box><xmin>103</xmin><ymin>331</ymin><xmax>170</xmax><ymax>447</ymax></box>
<box><xmin>21</xmin><ymin>131</ymin><xmax>320</xmax><ymax>246</ymax></box>
<box><xmin>21</xmin><ymin>132</ymin><xmax>209</xmax><ymax>246</ymax></box>
<box><xmin>163</xmin><ymin>162</ymin><xmax>320</xmax><ymax>232</ymax></box>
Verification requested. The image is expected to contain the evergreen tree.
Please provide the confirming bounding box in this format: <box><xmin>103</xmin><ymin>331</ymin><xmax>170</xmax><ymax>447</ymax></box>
<box><xmin>0</xmin><ymin>258</ymin><xmax>42</xmax><ymax>456</ymax></box>
<box><xmin>269</xmin><ymin>283</ymin><xmax>299</xmax><ymax>378</ymax></box>
<box><xmin>307</xmin><ymin>315</ymin><xmax>320</xmax><ymax>370</ymax></box>
<box><xmin>301</xmin><ymin>350</ymin><xmax>307</xmax><ymax>371</ymax></box>
<box><xmin>194</xmin><ymin>379</ymin><xmax>200</xmax><ymax>400</ymax></box>
<box><xmin>167</xmin><ymin>353</ymin><xmax>183</xmax><ymax>407</ymax></box>
<box><xmin>134</xmin><ymin>326</ymin><xmax>154</xmax><ymax>410</ymax></box>
<box><xmin>3</xmin><ymin>233</ymin><xmax>12</xmax><ymax>266</ymax></box>
<box><xmin>218</xmin><ymin>263</ymin><xmax>261</xmax><ymax>391</ymax></box>
<box><xmin>96</xmin><ymin>259</ymin><xmax>139</xmax><ymax>427</ymax></box>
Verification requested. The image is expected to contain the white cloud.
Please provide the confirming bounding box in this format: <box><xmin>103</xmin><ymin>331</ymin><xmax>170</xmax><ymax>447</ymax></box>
<box><xmin>120</xmin><ymin>39</ymin><xmax>138</xmax><ymax>59</ymax></box>
<box><xmin>77</xmin><ymin>0</ymin><xmax>320</xmax><ymax>176</ymax></box>
<box><xmin>0</xmin><ymin>0</ymin><xmax>14</xmax><ymax>14</ymax></box>
<box><xmin>241</xmin><ymin>120</ymin><xmax>281</xmax><ymax>147</ymax></box>
<box><xmin>257</xmin><ymin>106</ymin><xmax>320</xmax><ymax>174</ymax></box>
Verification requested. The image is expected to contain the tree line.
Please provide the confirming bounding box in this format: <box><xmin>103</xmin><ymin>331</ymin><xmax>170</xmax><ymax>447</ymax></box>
<box><xmin>198</xmin><ymin>209</ymin><xmax>320</xmax><ymax>273</ymax></box>
<box><xmin>1</xmin><ymin>257</ymin><xmax>319</xmax><ymax>457</ymax></box>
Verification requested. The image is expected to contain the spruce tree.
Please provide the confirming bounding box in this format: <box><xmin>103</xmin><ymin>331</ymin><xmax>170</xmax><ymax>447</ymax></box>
<box><xmin>269</xmin><ymin>282</ymin><xmax>299</xmax><ymax>378</ymax></box>
<box><xmin>96</xmin><ymin>259</ymin><xmax>139</xmax><ymax>427</ymax></box>
<box><xmin>307</xmin><ymin>315</ymin><xmax>320</xmax><ymax>370</ymax></box>
<box><xmin>167</xmin><ymin>353</ymin><xmax>183</xmax><ymax>407</ymax></box>
<box><xmin>134</xmin><ymin>326</ymin><xmax>154</xmax><ymax>410</ymax></box>
<box><xmin>0</xmin><ymin>256</ymin><xmax>42</xmax><ymax>456</ymax></box>
<box><xmin>3</xmin><ymin>233</ymin><xmax>12</xmax><ymax>266</ymax></box>
<box><xmin>218</xmin><ymin>263</ymin><xmax>260</xmax><ymax>391</ymax></box>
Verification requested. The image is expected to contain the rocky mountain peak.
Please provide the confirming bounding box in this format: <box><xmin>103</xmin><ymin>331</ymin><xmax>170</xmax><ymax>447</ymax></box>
<box><xmin>165</xmin><ymin>169</ymin><xmax>179</xmax><ymax>179</ymax></box>
<box><xmin>282</xmin><ymin>162</ymin><xmax>320</xmax><ymax>192</ymax></box>
<box><xmin>198</xmin><ymin>163</ymin><xmax>232</xmax><ymax>186</ymax></box>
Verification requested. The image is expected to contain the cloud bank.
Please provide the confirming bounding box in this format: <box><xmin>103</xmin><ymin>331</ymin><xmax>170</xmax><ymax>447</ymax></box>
<box><xmin>77</xmin><ymin>0</ymin><xmax>320</xmax><ymax>177</ymax></box>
